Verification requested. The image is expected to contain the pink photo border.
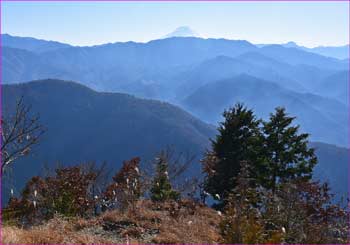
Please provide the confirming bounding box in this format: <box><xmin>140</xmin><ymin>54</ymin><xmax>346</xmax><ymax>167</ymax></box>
<box><xmin>0</xmin><ymin>0</ymin><xmax>348</xmax><ymax>245</ymax></box>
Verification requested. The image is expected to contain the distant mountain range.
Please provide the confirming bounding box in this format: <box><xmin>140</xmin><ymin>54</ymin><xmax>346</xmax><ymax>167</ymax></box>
<box><xmin>181</xmin><ymin>74</ymin><xmax>348</xmax><ymax>146</ymax></box>
<box><xmin>163</xmin><ymin>27</ymin><xmax>349</xmax><ymax>60</ymax></box>
<box><xmin>2</xmin><ymin>80</ymin><xmax>348</xmax><ymax>203</ymax></box>
<box><xmin>257</xmin><ymin>41</ymin><xmax>349</xmax><ymax>60</ymax></box>
<box><xmin>2</xmin><ymin>33</ymin><xmax>348</xmax><ymax>147</ymax></box>
<box><xmin>173</xmin><ymin>53</ymin><xmax>347</xmax><ymax>103</ymax></box>
<box><xmin>2</xmin><ymin>33</ymin><xmax>72</xmax><ymax>53</ymax></box>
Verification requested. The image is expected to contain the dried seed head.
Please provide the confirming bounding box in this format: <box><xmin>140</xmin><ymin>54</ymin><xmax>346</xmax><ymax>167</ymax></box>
<box><xmin>282</xmin><ymin>227</ymin><xmax>286</xmax><ymax>233</ymax></box>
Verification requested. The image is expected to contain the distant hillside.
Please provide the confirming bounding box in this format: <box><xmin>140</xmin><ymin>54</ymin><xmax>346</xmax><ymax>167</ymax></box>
<box><xmin>173</xmin><ymin>54</ymin><xmax>330</xmax><ymax>99</ymax></box>
<box><xmin>2</xmin><ymin>80</ymin><xmax>215</xmax><ymax>199</ymax></box>
<box><xmin>314</xmin><ymin>71</ymin><xmax>349</xmax><ymax>106</ymax></box>
<box><xmin>2</xmin><ymin>47</ymin><xmax>70</xmax><ymax>83</ymax></box>
<box><xmin>182</xmin><ymin>74</ymin><xmax>348</xmax><ymax>146</ymax></box>
<box><xmin>256</xmin><ymin>45</ymin><xmax>347</xmax><ymax>70</ymax></box>
<box><xmin>311</xmin><ymin>142</ymin><xmax>349</xmax><ymax>201</ymax></box>
<box><xmin>2</xmin><ymin>33</ymin><xmax>71</xmax><ymax>53</ymax></box>
<box><xmin>310</xmin><ymin>45</ymin><xmax>349</xmax><ymax>60</ymax></box>
<box><xmin>261</xmin><ymin>41</ymin><xmax>349</xmax><ymax>60</ymax></box>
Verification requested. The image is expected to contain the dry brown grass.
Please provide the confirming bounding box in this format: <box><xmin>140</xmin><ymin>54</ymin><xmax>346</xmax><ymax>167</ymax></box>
<box><xmin>2</xmin><ymin>226</ymin><xmax>112</xmax><ymax>244</ymax></box>
<box><xmin>152</xmin><ymin>202</ymin><xmax>222</xmax><ymax>244</ymax></box>
<box><xmin>2</xmin><ymin>216</ymin><xmax>112</xmax><ymax>244</ymax></box>
<box><xmin>100</xmin><ymin>199</ymin><xmax>222</xmax><ymax>244</ymax></box>
<box><xmin>2</xmin><ymin>199</ymin><xmax>222</xmax><ymax>244</ymax></box>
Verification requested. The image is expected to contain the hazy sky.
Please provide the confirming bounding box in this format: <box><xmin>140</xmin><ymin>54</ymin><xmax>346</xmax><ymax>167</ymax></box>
<box><xmin>2</xmin><ymin>1</ymin><xmax>349</xmax><ymax>47</ymax></box>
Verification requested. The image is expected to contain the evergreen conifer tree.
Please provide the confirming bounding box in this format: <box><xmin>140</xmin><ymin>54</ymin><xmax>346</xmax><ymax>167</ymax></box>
<box><xmin>262</xmin><ymin>107</ymin><xmax>317</xmax><ymax>192</ymax></box>
<box><xmin>150</xmin><ymin>154</ymin><xmax>180</xmax><ymax>202</ymax></box>
<box><xmin>202</xmin><ymin>103</ymin><xmax>263</xmax><ymax>207</ymax></box>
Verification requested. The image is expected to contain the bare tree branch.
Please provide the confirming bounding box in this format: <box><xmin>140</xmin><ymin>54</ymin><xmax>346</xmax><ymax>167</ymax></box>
<box><xmin>1</xmin><ymin>96</ymin><xmax>45</xmax><ymax>174</ymax></box>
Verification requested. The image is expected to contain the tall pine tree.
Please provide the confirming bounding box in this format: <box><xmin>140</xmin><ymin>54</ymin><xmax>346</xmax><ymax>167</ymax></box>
<box><xmin>262</xmin><ymin>107</ymin><xmax>317</xmax><ymax>192</ymax></box>
<box><xmin>202</xmin><ymin>103</ymin><xmax>263</xmax><ymax>207</ymax></box>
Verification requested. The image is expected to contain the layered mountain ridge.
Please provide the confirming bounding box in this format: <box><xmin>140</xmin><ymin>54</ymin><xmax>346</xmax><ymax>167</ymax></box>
<box><xmin>2</xmin><ymin>80</ymin><xmax>348</xmax><ymax>203</ymax></box>
<box><xmin>2</xmin><ymin>34</ymin><xmax>348</xmax><ymax>147</ymax></box>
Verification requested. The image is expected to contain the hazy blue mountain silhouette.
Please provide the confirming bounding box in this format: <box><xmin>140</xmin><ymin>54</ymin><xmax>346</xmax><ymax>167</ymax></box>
<box><xmin>3</xmin><ymin>35</ymin><xmax>346</xmax><ymax>88</ymax></box>
<box><xmin>182</xmin><ymin>74</ymin><xmax>348</xmax><ymax>146</ymax></box>
<box><xmin>310</xmin><ymin>45</ymin><xmax>349</xmax><ymax>60</ymax></box>
<box><xmin>259</xmin><ymin>41</ymin><xmax>349</xmax><ymax>60</ymax></box>
<box><xmin>314</xmin><ymin>71</ymin><xmax>349</xmax><ymax>106</ymax></box>
<box><xmin>173</xmin><ymin>53</ymin><xmax>339</xmax><ymax>100</ymax></box>
<box><xmin>2</xmin><ymin>35</ymin><xmax>348</xmax><ymax>148</ymax></box>
<box><xmin>2</xmin><ymin>33</ymin><xmax>72</xmax><ymax>53</ymax></box>
<box><xmin>311</xmin><ymin>142</ymin><xmax>349</xmax><ymax>202</ymax></box>
<box><xmin>2</xmin><ymin>79</ymin><xmax>215</xmax><ymax>201</ymax></box>
<box><xmin>2</xmin><ymin>80</ymin><xmax>347</xmax><ymax>204</ymax></box>
<box><xmin>257</xmin><ymin>45</ymin><xmax>347</xmax><ymax>70</ymax></box>
<box><xmin>2</xmin><ymin>47</ymin><xmax>71</xmax><ymax>83</ymax></box>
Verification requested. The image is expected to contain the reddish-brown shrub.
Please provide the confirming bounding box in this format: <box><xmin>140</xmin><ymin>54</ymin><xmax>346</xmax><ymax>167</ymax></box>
<box><xmin>102</xmin><ymin>157</ymin><xmax>141</xmax><ymax>211</ymax></box>
<box><xmin>7</xmin><ymin>165</ymin><xmax>97</xmax><ymax>224</ymax></box>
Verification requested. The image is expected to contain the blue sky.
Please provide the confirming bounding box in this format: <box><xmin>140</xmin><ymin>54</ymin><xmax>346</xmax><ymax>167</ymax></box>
<box><xmin>1</xmin><ymin>1</ymin><xmax>348</xmax><ymax>47</ymax></box>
